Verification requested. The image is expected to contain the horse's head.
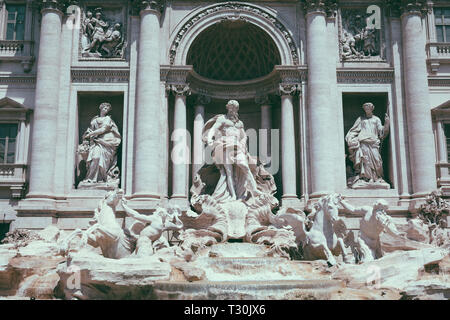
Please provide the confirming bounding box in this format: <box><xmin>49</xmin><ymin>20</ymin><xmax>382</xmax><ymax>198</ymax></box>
<box><xmin>161</xmin><ymin>205</ymin><xmax>184</xmax><ymax>230</ymax></box>
<box><xmin>372</xmin><ymin>199</ymin><xmax>392</xmax><ymax>228</ymax></box>
<box><xmin>105</xmin><ymin>188</ymin><xmax>123</xmax><ymax>207</ymax></box>
<box><xmin>322</xmin><ymin>194</ymin><xmax>341</xmax><ymax>221</ymax></box>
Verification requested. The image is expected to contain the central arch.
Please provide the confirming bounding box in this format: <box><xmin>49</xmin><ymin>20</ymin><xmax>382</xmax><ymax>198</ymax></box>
<box><xmin>169</xmin><ymin>2</ymin><xmax>299</xmax><ymax>66</ymax></box>
<box><xmin>187</xmin><ymin>20</ymin><xmax>282</xmax><ymax>81</ymax></box>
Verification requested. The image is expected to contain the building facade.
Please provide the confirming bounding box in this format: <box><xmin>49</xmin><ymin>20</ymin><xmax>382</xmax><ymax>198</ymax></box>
<box><xmin>0</xmin><ymin>0</ymin><xmax>449</xmax><ymax>234</ymax></box>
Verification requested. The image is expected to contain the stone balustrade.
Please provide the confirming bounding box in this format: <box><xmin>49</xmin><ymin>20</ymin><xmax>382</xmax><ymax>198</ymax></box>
<box><xmin>0</xmin><ymin>164</ymin><xmax>27</xmax><ymax>198</ymax></box>
<box><xmin>0</xmin><ymin>40</ymin><xmax>34</xmax><ymax>72</ymax></box>
<box><xmin>427</xmin><ymin>42</ymin><xmax>450</xmax><ymax>73</ymax></box>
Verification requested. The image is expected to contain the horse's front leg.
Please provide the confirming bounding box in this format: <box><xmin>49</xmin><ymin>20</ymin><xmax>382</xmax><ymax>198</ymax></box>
<box><xmin>59</xmin><ymin>229</ymin><xmax>85</xmax><ymax>255</ymax></box>
<box><xmin>308</xmin><ymin>240</ymin><xmax>337</xmax><ymax>267</ymax></box>
<box><xmin>337</xmin><ymin>237</ymin><xmax>352</xmax><ymax>264</ymax></box>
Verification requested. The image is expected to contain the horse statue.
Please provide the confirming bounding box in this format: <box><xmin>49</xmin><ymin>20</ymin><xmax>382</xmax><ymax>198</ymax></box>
<box><xmin>273</xmin><ymin>193</ymin><xmax>350</xmax><ymax>266</ymax></box>
<box><xmin>60</xmin><ymin>189</ymin><xmax>184</xmax><ymax>259</ymax></box>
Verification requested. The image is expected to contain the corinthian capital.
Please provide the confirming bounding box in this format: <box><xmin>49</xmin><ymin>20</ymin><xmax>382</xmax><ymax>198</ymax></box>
<box><xmin>301</xmin><ymin>0</ymin><xmax>337</xmax><ymax>17</ymax></box>
<box><xmin>278</xmin><ymin>83</ymin><xmax>301</xmax><ymax>96</ymax></box>
<box><xmin>32</xmin><ymin>0</ymin><xmax>72</xmax><ymax>12</ymax></box>
<box><xmin>131</xmin><ymin>0</ymin><xmax>165</xmax><ymax>15</ymax></box>
<box><xmin>385</xmin><ymin>0</ymin><xmax>429</xmax><ymax>18</ymax></box>
<box><xmin>171</xmin><ymin>84</ymin><xmax>191</xmax><ymax>97</ymax></box>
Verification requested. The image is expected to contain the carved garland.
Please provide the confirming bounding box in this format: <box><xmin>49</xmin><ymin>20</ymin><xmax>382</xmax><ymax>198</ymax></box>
<box><xmin>169</xmin><ymin>2</ymin><xmax>299</xmax><ymax>65</ymax></box>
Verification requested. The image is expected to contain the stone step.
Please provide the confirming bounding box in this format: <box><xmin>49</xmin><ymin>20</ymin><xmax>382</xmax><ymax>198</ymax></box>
<box><xmin>153</xmin><ymin>280</ymin><xmax>344</xmax><ymax>300</ymax></box>
<box><xmin>195</xmin><ymin>256</ymin><xmax>328</xmax><ymax>282</ymax></box>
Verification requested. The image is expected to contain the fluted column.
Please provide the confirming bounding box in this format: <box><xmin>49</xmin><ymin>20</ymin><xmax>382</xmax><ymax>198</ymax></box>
<box><xmin>132</xmin><ymin>1</ymin><xmax>164</xmax><ymax>199</ymax></box>
<box><xmin>256</xmin><ymin>95</ymin><xmax>272</xmax><ymax>165</ymax></box>
<box><xmin>304</xmin><ymin>0</ymin><xmax>338</xmax><ymax>196</ymax></box>
<box><xmin>27</xmin><ymin>1</ymin><xmax>64</xmax><ymax>199</ymax></box>
<box><xmin>192</xmin><ymin>95</ymin><xmax>210</xmax><ymax>178</ymax></box>
<box><xmin>171</xmin><ymin>84</ymin><xmax>191</xmax><ymax>205</ymax></box>
<box><xmin>401</xmin><ymin>1</ymin><xmax>437</xmax><ymax>197</ymax></box>
<box><xmin>279</xmin><ymin>84</ymin><xmax>300</xmax><ymax>206</ymax></box>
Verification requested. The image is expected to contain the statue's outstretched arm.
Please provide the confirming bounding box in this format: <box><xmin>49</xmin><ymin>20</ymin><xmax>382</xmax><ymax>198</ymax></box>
<box><xmin>121</xmin><ymin>200</ymin><xmax>153</xmax><ymax>224</ymax></box>
<box><xmin>340</xmin><ymin>199</ymin><xmax>365</xmax><ymax>215</ymax></box>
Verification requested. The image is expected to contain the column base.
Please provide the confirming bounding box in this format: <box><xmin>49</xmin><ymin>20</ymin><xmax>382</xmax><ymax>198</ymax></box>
<box><xmin>411</xmin><ymin>191</ymin><xmax>433</xmax><ymax>199</ymax></box>
<box><xmin>130</xmin><ymin>192</ymin><xmax>161</xmax><ymax>200</ymax></box>
<box><xmin>309</xmin><ymin>191</ymin><xmax>334</xmax><ymax>199</ymax></box>
<box><xmin>26</xmin><ymin>192</ymin><xmax>57</xmax><ymax>200</ymax></box>
<box><xmin>281</xmin><ymin>195</ymin><xmax>302</xmax><ymax>209</ymax></box>
<box><xmin>170</xmin><ymin>195</ymin><xmax>189</xmax><ymax>210</ymax></box>
<box><xmin>17</xmin><ymin>197</ymin><xmax>57</xmax><ymax>215</ymax></box>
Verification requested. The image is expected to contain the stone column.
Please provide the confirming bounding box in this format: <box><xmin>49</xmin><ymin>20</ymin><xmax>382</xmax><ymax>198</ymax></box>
<box><xmin>171</xmin><ymin>84</ymin><xmax>191</xmax><ymax>206</ymax></box>
<box><xmin>401</xmin><ymin>2</ymin><xmax>437</xmax><ymax>197</ymax></box>
<box><xmin>27</xmin><ymin>1</ymin><xmax>64</xmax><ymax>199</ymax></box>
<box><xmin>256</xmin><ymin>95</ymin><xmax>272</xmax><ymax>165</ymax></box>
<box><xmin>192</xmin><ymin>95</ymin><xmax>210</xmax><ymax>178</ymax></box>
<box><xmin>305</xmin><ymin>0</ymin><xmax>338</xmax><ymax>196</ymax></box>
<box><xmin>279</xmin><ymin>84</ymin><xmax>300</xmax><ymax>206</ymax></box>
<box><xmin>132</xmin><ymin>1</ymin><xmax>164</xmax><ymax>199</ymax></box>
<box><xmin>435</xmin><ymin>121</ymin><xmax>448</xmax><ymax>180</ymax></box>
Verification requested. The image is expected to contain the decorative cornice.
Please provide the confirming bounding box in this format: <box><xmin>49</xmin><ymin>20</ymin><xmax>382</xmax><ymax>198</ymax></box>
<box><xmin>0</xmin><ymin>76</ymin><xmax>36</xmax><ymax>88</ymax></box>
<box><xmin>71</xmin><ymin>68</ymin><xmax>130</xmax><ymax>83</ymax></box>
<box><xmin>276</xmin><ymin>65</ymin><xmax>307</xmax><ymax>83</ymax></box>
<box><xmin>301</xmin><ymin>0</ymin><xmax>337</xmax><ymax>17</ymax></box>
<box><xmin>428</xmin><ymin>78</ymin><xmax>450</xmax><ymax>87</ymax></box>
<box><xmin>169</xmin><ymin>2</ymin><xmax>299</xmax><ymax>65</ymax></box>
<box><xmin>160</xmin><ymin>65</ymin><xmax>193</xmax><ymax>84</ymax></box>
<box><xmin>131</xmin><ymin>0</ymin><xmax>165</xmax><ymax>16</ymax></box>
<box><xmin>337</xmin><ymin>69</ymin><xmax>395</xmax><ymax>84</ymax></box>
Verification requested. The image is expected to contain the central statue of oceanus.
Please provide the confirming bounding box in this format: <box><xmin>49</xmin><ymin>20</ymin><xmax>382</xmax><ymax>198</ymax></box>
<box><xmin>203</xmin><ymin>100</ymin><xmax>265</xmax><ymax>201</ymax></box>
<box><xmin>184</xmin><ymin>100</ymin><xmax>297</xmax><ymax>257</ymax></box>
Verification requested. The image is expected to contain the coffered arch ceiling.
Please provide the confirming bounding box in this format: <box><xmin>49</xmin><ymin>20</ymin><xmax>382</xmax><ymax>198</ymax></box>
<box><xmin>186</xmin><ymin>20</ymin><xmax>281</xmax><ymax>81</ymax></box>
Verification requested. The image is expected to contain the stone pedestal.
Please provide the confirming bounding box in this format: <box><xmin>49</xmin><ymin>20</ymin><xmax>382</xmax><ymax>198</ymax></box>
<box><xmin>27</xmin><ymin>5</ymin><xmax>63</xmax><ymax>199</ymax></box>
<box><xmin>132</xmin><ymin>5</ymin><xmax>163</xmax><ymax>200</ymax></box>
<box><xmin>401</xmin><ymin>7</ymin><xmax>437</xmax><ymax>197</ymax></box>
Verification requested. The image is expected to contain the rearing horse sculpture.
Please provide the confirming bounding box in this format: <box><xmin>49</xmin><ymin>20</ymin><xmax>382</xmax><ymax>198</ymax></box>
<box><xmin>274</xmin><ymin>193</ymin><xmax>350</xmax><ymax>266</ymax></box>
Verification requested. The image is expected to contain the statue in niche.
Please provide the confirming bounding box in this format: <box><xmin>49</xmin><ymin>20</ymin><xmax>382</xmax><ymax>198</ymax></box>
<box><xmin>203</xmin><ymin>99</ymin><xmax>264</xmax><ymax>201</ymax></box>
<box><xmin>340</xmin><ymin>10</ymin><xmax>381</xmax><ymax>60</ymax></box>
<box><xmin>345</xmin><ymin>102</ymin><xmax>390</xmax><ymax>189</ymax></box>
<box><xmin>77</xmin><ymin>102</ymin><xmax>121</xmax><ymax>189</ymax></box>
<box><xmin>81</xmin><ymin>9</ymin><xmax>126</xmax><ymax>58</ymax></box>
<box><xmin>182</xmin><ymin>100</ymin><xmax>297</xmax><ymax>258</ymax></box>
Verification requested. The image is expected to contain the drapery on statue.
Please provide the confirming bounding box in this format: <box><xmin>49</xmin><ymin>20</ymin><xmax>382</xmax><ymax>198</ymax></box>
<box><xmin>202</xmin><ymin>100</ymin><xmax>264</xmax><ymax>202</ymax></box>
<box><xmin>345</xmin><ymin>102</ymin><xmax>390</xmax><ymax>189</ymax></box>
<box><xmin>78</xmin><ymin>102</ymin><xmax>121</xmax><ymax>188</ymax></box>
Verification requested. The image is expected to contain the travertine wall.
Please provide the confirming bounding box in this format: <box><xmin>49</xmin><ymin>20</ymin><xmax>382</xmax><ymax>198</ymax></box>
<box><xmin>0</xmin><ymin>0</ymin><xmax>447</xmax><ymax>232</ymax></box>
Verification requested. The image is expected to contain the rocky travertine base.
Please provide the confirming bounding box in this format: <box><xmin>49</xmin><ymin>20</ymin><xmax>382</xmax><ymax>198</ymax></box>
<box><xmin>0</xmin><ymin>226</ymin><xmax>448</xmax><ymax>300</ymax></box>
